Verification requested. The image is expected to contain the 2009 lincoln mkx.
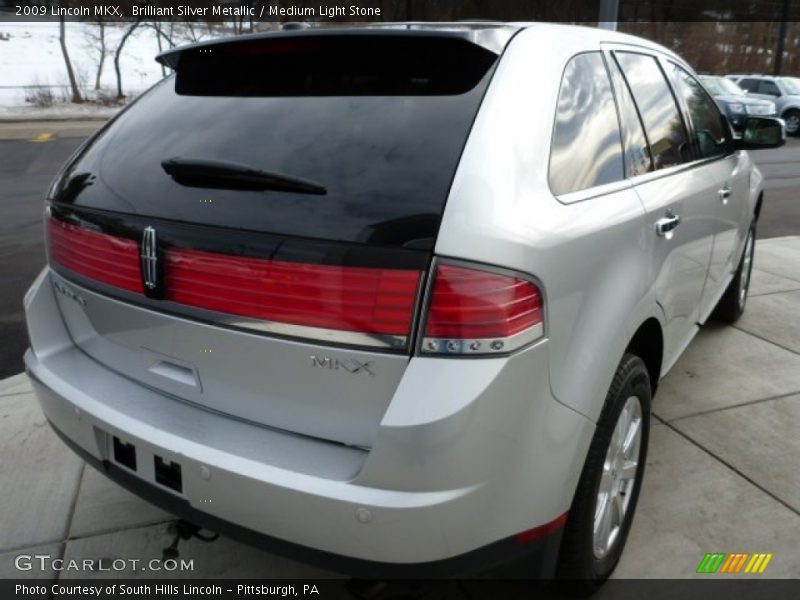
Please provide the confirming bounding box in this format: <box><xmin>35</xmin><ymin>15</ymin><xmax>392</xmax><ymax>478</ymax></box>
<box><xmin>23</xmin><ymin>22</ymin><xmax>784</xmax><ymax>590</ymax></box>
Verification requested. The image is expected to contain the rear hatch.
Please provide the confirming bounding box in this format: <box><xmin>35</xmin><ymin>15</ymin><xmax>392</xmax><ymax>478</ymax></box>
<box><xmin>44</xmin><ymin>27</ymin><xmax>513</xmax><ymax>447</ymax></box>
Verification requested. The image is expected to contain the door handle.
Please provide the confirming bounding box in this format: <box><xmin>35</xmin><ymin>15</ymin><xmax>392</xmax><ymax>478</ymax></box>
<box><xmin>655</xmin><ymin>213</ymin><xmax>681</xmax><ymax>238</ymax></box>
<box><xmin>719</xmin><ymin>185</ymin><xmax>732</xmax><ymax>204</ymax></box>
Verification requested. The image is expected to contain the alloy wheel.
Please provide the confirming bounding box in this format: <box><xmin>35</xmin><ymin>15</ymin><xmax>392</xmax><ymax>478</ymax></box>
<box><xmin>786</xmin><ymin>114</ymin><xmax>800</xmax><ymax>134</ymax></box>
<box><xmin>593</xmin><ymin>395</ymin><xmax>642</xmax><ymax>559</ymax></box>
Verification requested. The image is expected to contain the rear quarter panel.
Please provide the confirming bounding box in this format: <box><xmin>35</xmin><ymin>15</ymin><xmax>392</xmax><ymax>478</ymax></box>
<box><xmin>435</xmin><ymin>25</ymin><xmax>664</xmax><ymax>423</ymax></box>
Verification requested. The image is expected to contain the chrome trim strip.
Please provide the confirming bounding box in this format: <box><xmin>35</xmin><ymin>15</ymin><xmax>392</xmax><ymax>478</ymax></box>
<box><xmin>204</xmin><ymin>310</ymin><xmax>409</xmax><ymax>350</ymax></box>
<box><xmin>49</xmin><ymin>268</ymin><xmax>409</xmax><ymax>351</ymax></box>
<box><xmin>555</xmin><ymin>179</ymin><xmax>633</xmax><ymax>205</ymax></box>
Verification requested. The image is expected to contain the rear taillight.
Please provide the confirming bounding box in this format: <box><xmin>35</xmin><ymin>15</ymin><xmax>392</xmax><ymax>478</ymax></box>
<box><xmin>421</xmin><ymin>262</ymin><xmax>544</xmax><ymax>355</ymax></box>
<box><xmin>165</xmin><ymin>247</ymin><xmax>422</xmax><ymax>344</ymax></box>
<box><xmin>47</xmin><ymin>216</ymin><xmax>144</xmax><ymax>294</ymax></box>
<box><xmin>46</xmin><ymin>215</ymin><xmax>543</xmax><ymax>355</ymax></box>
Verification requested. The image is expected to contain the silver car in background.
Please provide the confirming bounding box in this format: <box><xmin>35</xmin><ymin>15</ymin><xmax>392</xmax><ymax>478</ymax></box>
<box><xmin>24</xmin><ymin>23</ymin><xmax>784</xmax><ymax>591</ymax></box>
<box><xmin>728</xmin><ymin>74</ymin><xmax>800</xmax><ymax>135</ymax></box>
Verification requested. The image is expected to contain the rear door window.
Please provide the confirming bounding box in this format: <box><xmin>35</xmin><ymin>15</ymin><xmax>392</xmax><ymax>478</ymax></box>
<box><xmin>615</xmin><ymin>52</ymin><xmax>691</xmax><ymax>170</ymax></box>
<box><xmin>757</xmin><ymin>80</ymin><xmax>781</xmax><ymax>96</ymax></box>
<box><xmin>549</xmin><ymin>52</ymin><xmax>624</xmax><ymax>195</ymax></box>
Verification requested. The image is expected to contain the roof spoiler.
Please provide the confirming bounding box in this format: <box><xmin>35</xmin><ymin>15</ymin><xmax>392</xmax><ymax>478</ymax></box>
<box><xmin>156</xmin><ymin>24</ymin><xmax>520</xmax><ymax>70</ymax></box>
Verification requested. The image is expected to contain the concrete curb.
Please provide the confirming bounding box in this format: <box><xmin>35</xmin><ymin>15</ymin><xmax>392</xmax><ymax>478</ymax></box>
<box><xmin>0</xmin><ymin>115</ymin><xmax>112</xmax><ymax>123</ymax></box>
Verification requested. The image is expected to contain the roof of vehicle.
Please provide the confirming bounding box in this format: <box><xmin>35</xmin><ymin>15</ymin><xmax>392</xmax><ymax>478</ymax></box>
<box><xmin>157</xmin><ymin>21</ymin><xmax>682</xmax><ymax>69</ymax></box>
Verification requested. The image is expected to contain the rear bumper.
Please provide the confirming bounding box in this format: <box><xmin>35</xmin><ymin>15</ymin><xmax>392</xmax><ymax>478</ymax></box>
<box><xmin>41</xmin><ymin>414</ymin><xmax>563</xmax><ymax>579</ymax></box>
<box><xmin>24</xmin><ymin>267</ymin><xmax>594</xmax><ymax>576</ymax></box>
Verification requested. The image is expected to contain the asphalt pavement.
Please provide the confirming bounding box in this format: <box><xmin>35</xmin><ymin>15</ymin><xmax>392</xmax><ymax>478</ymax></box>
<box><xmin>0</xmin><ymin>122</ymin><xmax>799</xmax><ymax>378</ymax></box>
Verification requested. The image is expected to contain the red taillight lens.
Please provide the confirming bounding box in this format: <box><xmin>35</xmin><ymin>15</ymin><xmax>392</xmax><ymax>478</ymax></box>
<box><xmin>165</xmin><ymin>247</ymin><xmax>421</xmax><ymax>340</ymax></box>
<box><xmin>48</xmin><ymin>216</ymin><xmax>144</xmax><ymax>294</ymax></box>
<box><xmin>422</xmin><ymin>263</ymin><xmax>543</xmax><ymax>354</ymax></box>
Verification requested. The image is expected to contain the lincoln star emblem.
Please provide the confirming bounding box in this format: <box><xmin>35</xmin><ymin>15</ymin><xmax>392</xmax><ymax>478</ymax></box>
<box><xmin>141</xmin><ymin>226</ymin><xmax>158</xmax><ymax>290</ymax></box>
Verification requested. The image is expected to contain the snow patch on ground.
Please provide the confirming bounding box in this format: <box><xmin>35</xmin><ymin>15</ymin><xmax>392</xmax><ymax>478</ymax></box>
<box><xmin>0</xmin><ymin>103</ymin><xmax>121</xmax><ymax>121</ymax></box>
<box><xmin>0</xmin><ymin>21</ymin><xmax>222</xmax><ymax>119</ymax></box>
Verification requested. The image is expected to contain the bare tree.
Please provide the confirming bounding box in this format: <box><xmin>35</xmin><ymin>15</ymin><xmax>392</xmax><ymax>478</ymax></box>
<box><xmin>58</xmin><ymin>15</ymin><xmax>83</xmax><ymax>103</ymax></box>
<box><xmin>148</xmin><ymin>21</ymin><xmax>174</xmax><ymax>77</ymax></box>
<box><xmin>84</xmin><ymin>20</ymin><xmax>109</xmax><ymax>90</ymax></box>
<box><xmin>184</xmin><ymin>20</ymin><xmax>201</xmax><ymax>43</ymax></box>
<box><xmin>113</xmin><ymin>18</ymin><xmax>143</xmax><ymax>99</ymax></box>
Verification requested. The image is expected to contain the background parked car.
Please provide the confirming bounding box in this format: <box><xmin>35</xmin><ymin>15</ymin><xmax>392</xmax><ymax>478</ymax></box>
<box><xmin>698</xmin><ymin>75</ymin><xmax>776</xmax><ymax>133</ymax></box>
<box><xmin>727</xmin><ymin>74</ymin><xmax>800</xmax><ymax>135</ymax></box>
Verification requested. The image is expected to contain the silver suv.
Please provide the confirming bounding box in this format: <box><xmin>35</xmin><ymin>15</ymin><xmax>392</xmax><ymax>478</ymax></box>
<box><xmin>728</xmin><ymin>74</ymin><xmax>800</xmax><ymax>134</ymax></box>
<box><xmin>24</xmin><ymin>23</ymin><xmax>784</xmax><ymax>589</ymax></box>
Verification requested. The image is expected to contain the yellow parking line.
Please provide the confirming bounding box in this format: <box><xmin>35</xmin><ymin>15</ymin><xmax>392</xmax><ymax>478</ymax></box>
<box><xmin>29</xmin><ymin>132</ymin><xmax>56</xmax><ymax>143</ymax></box>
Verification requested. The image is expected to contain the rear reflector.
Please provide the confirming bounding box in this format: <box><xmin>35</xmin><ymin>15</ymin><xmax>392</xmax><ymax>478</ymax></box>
<box><xmin>421</xmin><ymin>263</ymin><xmax>543</xmax><ymax>355</ymax></box>
<box><xmin>515</xmin><ymin>512</ymin><xmax>568</xmax><ymax>545</ymax></box>
<box><xmin>48</xmin><ymin>216</ymin><xmax>143</xmax><ymax>294</ymax></box>
<box><xmin>165</xmin><ymin>247</ymin><xmax>421</xmax><ymax>340</ymax></box>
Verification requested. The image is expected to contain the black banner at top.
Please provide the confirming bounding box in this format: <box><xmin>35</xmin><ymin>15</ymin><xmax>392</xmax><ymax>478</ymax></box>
<box><xmin>1</xmin><ymin>0</ymin><xmax>799</xmax><ymax>23</ymax></box>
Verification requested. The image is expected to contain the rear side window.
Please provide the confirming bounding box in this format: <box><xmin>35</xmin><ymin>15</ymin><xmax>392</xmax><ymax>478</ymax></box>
<box><xmin>757</xmin><ymin>80</ymin><xmax>781</xmax><ymax>96</ymax></box>
<box><xmin>549</xmin><ymin>52</ymin><xmax>624</xmax><ymax>195</ymax></box>
<box><xmin>669</xmin><ymin>63</ymin><xmax>732</xmax><ymax>160</ymax></box>
<box><xmin>615</xmin><ymin>52</ymin><xmax>690</xmax><ymax>170</ymax></box>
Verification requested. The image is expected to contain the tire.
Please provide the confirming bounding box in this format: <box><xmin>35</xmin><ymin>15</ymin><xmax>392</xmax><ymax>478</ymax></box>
<box><xmin>556</xmin><ymin>353</ymin><xmax>651</xmax><ymax>594</ymax></box>
<box><xmin>783</xmin><ymin>109</ymin><xmax>800</xmax><ymax>136</ymax></box>
<box><xmin>712</xmin><ymin>225</ymin><xmax>755</xmax><ymax>324</ymax></box>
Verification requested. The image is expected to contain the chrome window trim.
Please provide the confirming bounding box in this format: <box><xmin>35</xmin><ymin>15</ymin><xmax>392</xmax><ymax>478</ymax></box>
<box><xmin>555</xmin><ymin>139</ymin><xmax>738</xmax><ymax>205</ymax></box>
<box><xmin>555</xmin><ymin>178</ymin><xmax>633</xmax><ymax>204</ymax></box>
<box><xmin>554</xmin><ymin>42</ymin><xmax>740</xmax><ymax>204</ymax></box>
<box><xmin>623</xmin><ymin>151</ymin><xmax>739</xmax><ymax>187</ymax></box>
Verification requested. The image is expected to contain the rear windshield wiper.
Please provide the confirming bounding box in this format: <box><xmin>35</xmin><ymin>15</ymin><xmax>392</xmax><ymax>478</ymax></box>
<box><xmin>161</xmin><ymin>157</ymin><xmax>327</xmax><ymax>195</ymax></box>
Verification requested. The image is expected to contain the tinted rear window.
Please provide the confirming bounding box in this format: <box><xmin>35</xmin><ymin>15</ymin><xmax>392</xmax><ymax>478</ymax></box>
<box><xmin>53</xmin><ymin>35</ymin><xmax>498</xmax><ymax>249</ymax></box>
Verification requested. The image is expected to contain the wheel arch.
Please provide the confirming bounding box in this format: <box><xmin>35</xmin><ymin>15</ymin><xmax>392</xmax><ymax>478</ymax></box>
<box><xmin>754</xmin><ymin>191</ymin><xmax>764</xmax><ymax>222</ymax></box>
<box><xmin>625</xmin><ymin>318</ymin><xmax>664</xmax><ymax>394</ymax></box>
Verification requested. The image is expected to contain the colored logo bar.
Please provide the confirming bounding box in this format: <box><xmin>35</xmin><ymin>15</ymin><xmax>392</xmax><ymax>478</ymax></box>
<box><xmin>697</xmin><ymin>553</ymin><xmax>773</xmax><ymax>574</ymax></box>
